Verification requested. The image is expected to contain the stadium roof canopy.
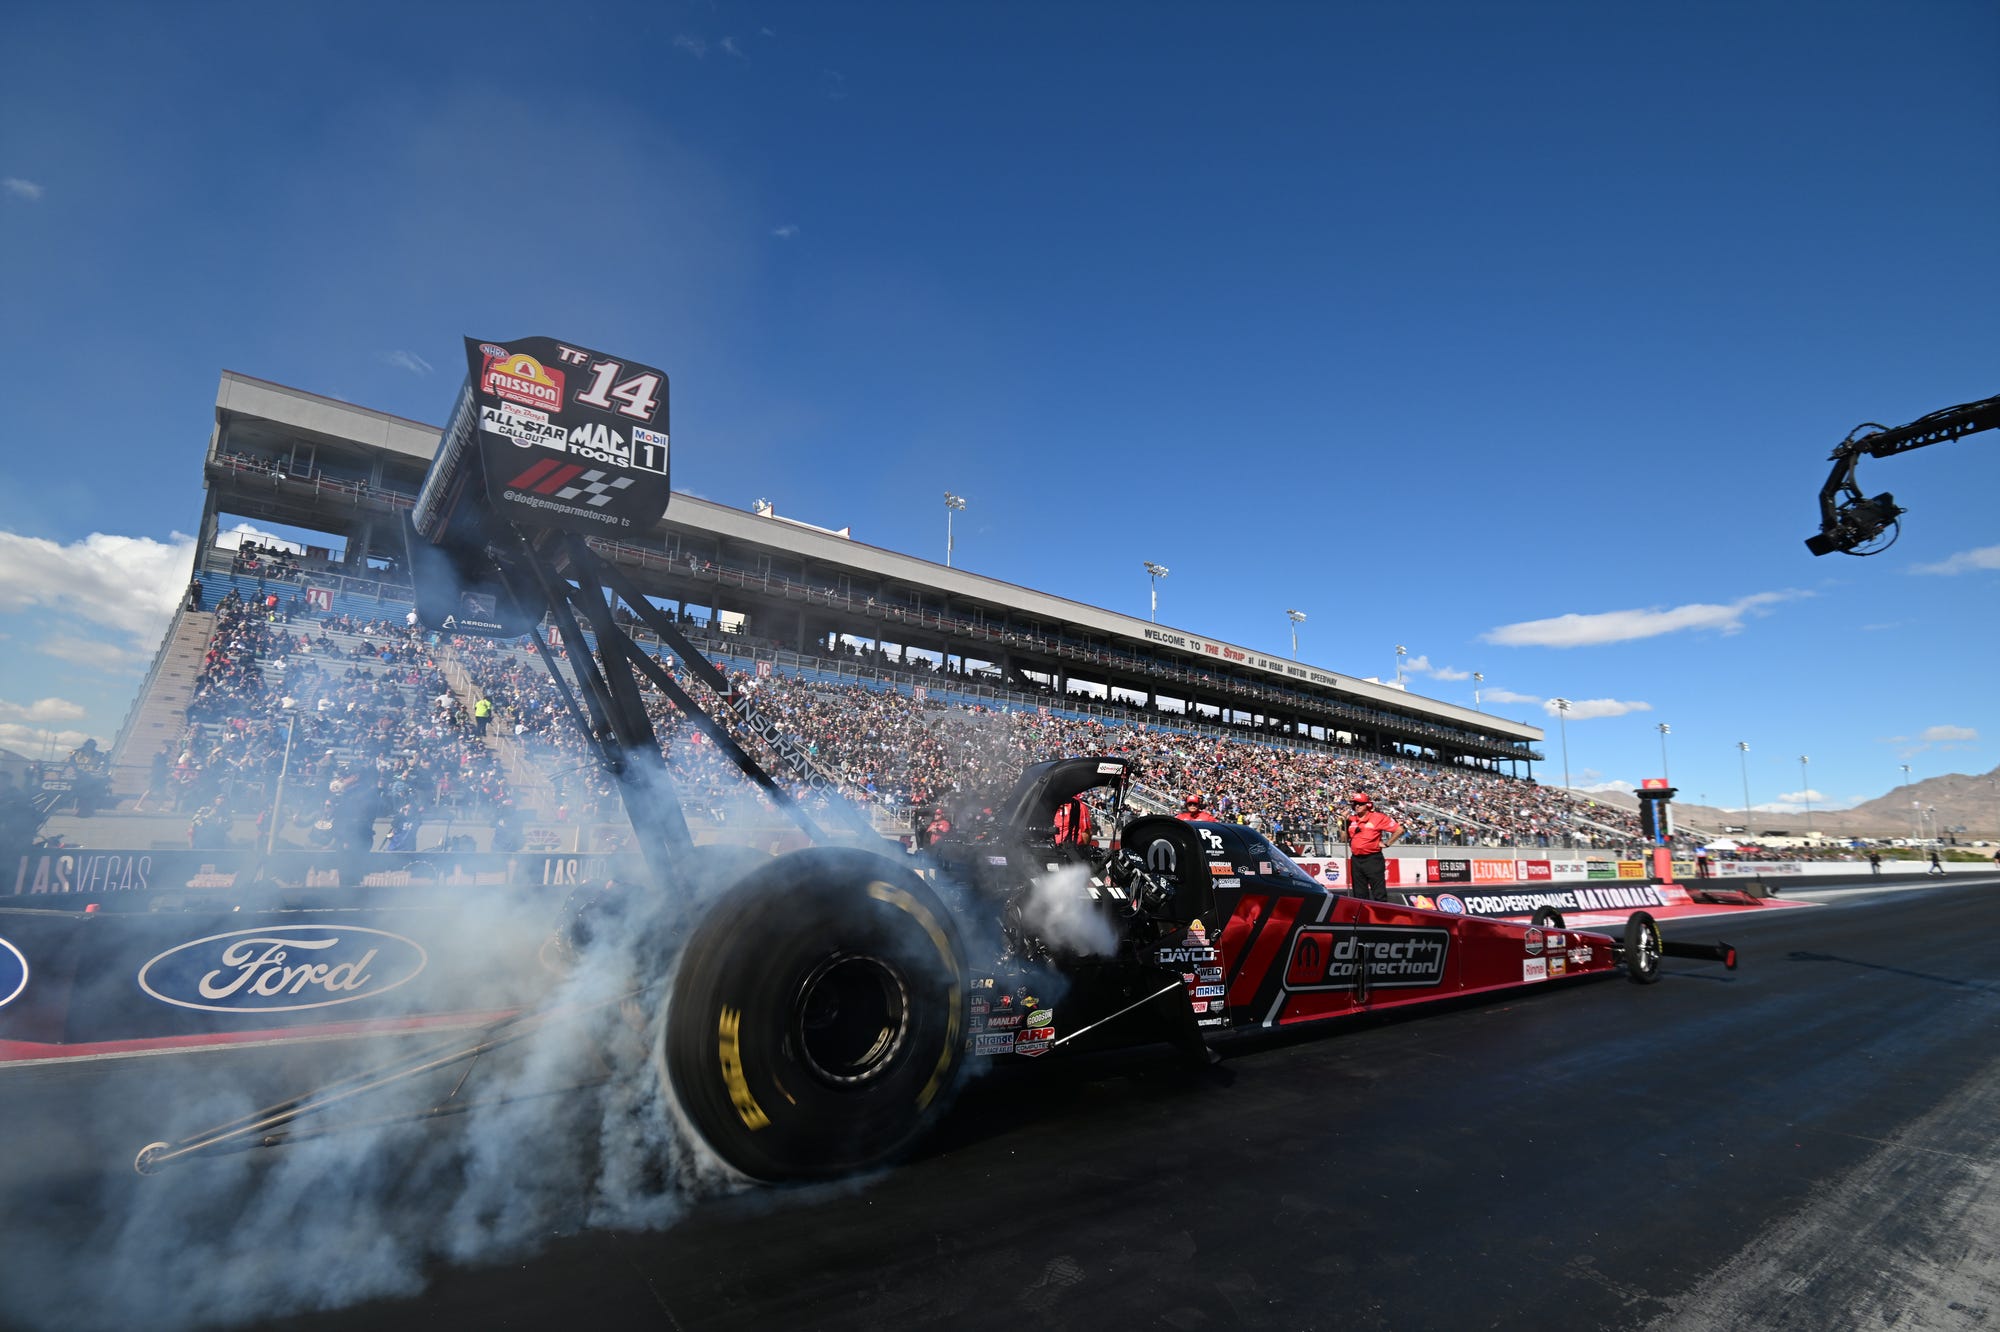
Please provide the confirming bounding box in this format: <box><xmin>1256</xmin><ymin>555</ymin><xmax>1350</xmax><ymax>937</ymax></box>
<box><xmin>200</xmin><ymin>371</ymin><xmax>1545</xmax><ymax>765</ymax></box>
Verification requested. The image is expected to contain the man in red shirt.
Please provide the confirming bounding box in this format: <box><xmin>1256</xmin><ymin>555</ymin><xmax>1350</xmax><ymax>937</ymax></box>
<box><xmin>1342</xmin><ymin>792</ymin><xmax>1402</xmax><ymax>901</ymax></box>
<box><xmin>1176</xmin><ymin>794</ymin><xmax>1209</xmax><ymax>822</ymax></box>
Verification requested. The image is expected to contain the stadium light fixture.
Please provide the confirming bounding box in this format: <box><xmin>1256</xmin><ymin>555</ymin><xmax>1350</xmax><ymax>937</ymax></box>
<box><xmin>1737</xmin><ymin>741</ymin><xmax>1752</xmax><ymax>835</ymax></box>
<box><xmin>1550</xmin><ymin>698</ymin><xmax>1572</xmax><ymax>797</ymax></box>
<box><xmin>944</xmin><ymin>492</ymin><xmax>966</xmax><ymax>567</ymax></box>
<box><xmin>1143</xmin><ymin>562</ymin><xmax>1169</xmax><ymax>622</ymax></box>
<box><xmin>1472</xmin><ymin>671</ymin><xmax>1483</xmax><ymax>708</ymax></box>
<box><xmin>1900</xmin><ymin>763</ymin><xmax>1915</xmax><ymax>840</ymax></box>
<box><xmin>1285</xmin><ymin>608</ymin><xmax>1307</xmax><ymax>659</ymax></box>
<box><xmin>1394</xmin><ymin>644</ymin><xmax>1407</xmax><ymax>685</ymax></box>
<box><xmin>1656</xmin><ymin>722</ymin><xmax>1671</xmax><ymax>784</ymax></box>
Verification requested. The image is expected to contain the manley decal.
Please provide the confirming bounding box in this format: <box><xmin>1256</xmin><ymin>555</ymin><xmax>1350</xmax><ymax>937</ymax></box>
<box><xmin>137</xmin><ymin>926</ymin><xmax>428</xmax><ymax>1013</ymax></box>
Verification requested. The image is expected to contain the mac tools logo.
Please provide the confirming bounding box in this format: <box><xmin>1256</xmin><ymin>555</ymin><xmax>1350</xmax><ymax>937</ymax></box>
<box><xmin>137</xmin><ymin>926</ymin><xmax>428</xmax><ymax>1013</ymax></box>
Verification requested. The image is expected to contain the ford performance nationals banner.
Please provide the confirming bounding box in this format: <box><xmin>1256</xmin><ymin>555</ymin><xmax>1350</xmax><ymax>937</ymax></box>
<box><xmin>1404</xmin><ymin>882</ymin><xmax>1679</xmax><ymax>919</ymax></box>
<box><xmin>457</xmin><ymin>334</ymin><xmax>672</xmax><ymax>536</ymax></box>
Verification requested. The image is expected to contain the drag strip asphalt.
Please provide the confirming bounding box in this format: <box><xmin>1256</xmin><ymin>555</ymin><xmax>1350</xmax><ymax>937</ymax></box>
<box><xmin>5</xmin><ymin>878</ymin><xmax>1996</xmax><ymax>1331</ymax></box>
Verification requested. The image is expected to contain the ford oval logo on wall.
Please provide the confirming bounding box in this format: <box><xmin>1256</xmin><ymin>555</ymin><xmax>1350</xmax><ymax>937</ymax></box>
<box><xmin>138</xmin><ymin>926</ymin><xmax>428</xmax><ymax>1013</ymax></box>
<box><xmin>0</xmin><ymin>937</ymin><xmax>28</xmax><ymax>1010</ymax></box>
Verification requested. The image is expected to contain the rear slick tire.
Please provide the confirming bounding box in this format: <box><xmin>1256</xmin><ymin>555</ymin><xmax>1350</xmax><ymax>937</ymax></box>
<box><xmin>665</xmin><ymin>848</ymin><xmax>968</xmax><ymax>1182</ymax></box>
<box><xmin>1624</xmin><ymin>910</ymin><xmax>1664</xmax><ymax>985</ymax></box>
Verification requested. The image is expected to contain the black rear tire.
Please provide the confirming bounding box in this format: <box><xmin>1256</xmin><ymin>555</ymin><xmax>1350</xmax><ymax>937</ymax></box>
<box><xmin>665</xmin><ymin>848</ymin><xmax>967</xmax><ymax>1182</ymax></box>
<box><xmin>1530</xmin><ymin>905</ymin><xmax>1566</xmax><ymax>931</ymax></box>
<box><xmin>1624</xmin><ymin>910</ymin><xmax>1664</xmax><ymax>985</ymax></box>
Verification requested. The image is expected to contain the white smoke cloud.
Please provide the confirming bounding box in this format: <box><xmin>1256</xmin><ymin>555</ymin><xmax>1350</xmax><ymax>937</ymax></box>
<box><xmin>1015</xmin><ymin>864</ymin><xmax>1118</xmax><ymax>957</ymax></box>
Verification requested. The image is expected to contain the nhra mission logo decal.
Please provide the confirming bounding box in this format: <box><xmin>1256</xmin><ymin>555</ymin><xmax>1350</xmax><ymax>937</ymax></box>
<box><xmin>1283</xmin><ymin>925</ymin><xmax>1450</xmax><ymax>991</ymax></box>
<box><xmin>479</xmin><ymin>347</ymin><xmax>566</xmax><ymax>413</ymax></box>
<box><xmin>138</xmin><ymin>925</ymin><xmax>428</xmax><ymax>1013</ymax></box>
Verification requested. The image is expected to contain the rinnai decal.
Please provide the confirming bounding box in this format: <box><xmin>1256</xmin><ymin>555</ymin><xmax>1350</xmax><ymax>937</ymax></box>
<box><xmin>480</xmin><ymin>349</ymin><xmax>566</xmax><ymax>412</ymax></box>
<box><xmin>137</xmin><ymin>926</ymin><xmax>429</xmax><ymax>1013</ymax></box>
<box><xmin>0</xmin><ymin>937</ymin><xmax>26</xmax><ymax>1010</ymax></box>
<box><xmin>1283</xmin><ymin>925</ymin><xmax>1451</xmax><ymax>991</ymax></box>
<box><xmin>1523</xmin><ymin>957</ymin><xmax>1548</xmax><ymax>982</ymax></box>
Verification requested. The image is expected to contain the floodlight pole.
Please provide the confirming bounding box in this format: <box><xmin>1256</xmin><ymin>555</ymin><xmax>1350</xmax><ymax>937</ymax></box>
<box><xmin>1286</xmin><ymin>608</ymin><xmax>1306</xmax><ymax>660</ymax></box>
<box><xmin>1472</xmin><ymin>671</ymin><xmax>1483</xmax><ymax>708</ymax></box>
<box><xmin>944</xmin><ymin>492</ymin><xmax>965</xmax><ymax>568</ymax></box>
<box><xmin>1550</xmin><ymin>698</ymin><xmax>1572</xmax><ymax>797</ymax></box>
<box><xmin>1656</xmin><ymin>722</ymin><xmax>1671</xmax><ymax>784</ymax></box>
<box><xmin>1799</xmin><ymin>755</ymin><xmax>1812</xmax><ymax>838</ymax></box>
<box><xmin>1395</xmin><ymin>644</ymin><xmax>1407</xmax><ymax>686</ymax></box>
<box><xmin>1737</xmin><ymin>741</ymin><xmax>1752</xmax><ymax>835</ymax></box>
<box><xmin>1144</xmin><ymin>562</ymin><xmax>1169</xmax><ymax>622</ymax></box>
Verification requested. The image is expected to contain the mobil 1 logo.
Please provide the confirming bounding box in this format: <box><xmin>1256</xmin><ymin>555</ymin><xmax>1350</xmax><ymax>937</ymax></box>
<box><xmin>1282</xmin><ymin>925</ymin><xmax>1450</xmax><ymax>991</ymax></box>
<box><xmin>467</xmin><ymin>334</ymin><xmax>672</xmax><ymax>536</ymax></box>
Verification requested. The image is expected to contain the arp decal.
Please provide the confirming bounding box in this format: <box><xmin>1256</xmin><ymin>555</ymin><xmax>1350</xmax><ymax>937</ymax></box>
<box><xmin>1282</xmin><ymin>925</ymin><xmax>1451</xmax><ymax>991</ymax></box>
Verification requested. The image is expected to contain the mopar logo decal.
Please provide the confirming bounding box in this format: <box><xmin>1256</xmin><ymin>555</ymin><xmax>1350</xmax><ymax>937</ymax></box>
<box><xmin>1282</xmin><ymin>925</ymin><xmax>1450</xmax><ymax>991</ymax></box>
<box><xmin>0</xmin><ymin>937</ymin><xmax>26</xmax><ymax>1010</ymax></box>
<box><xmin>137</xmin><ymin>926</ymin><xmax>428</xmax><ymax>1013</ymax></box>
<box><xmin>1144</xmin><ymin>838</ymin><xmax>1178</xmax><ymax>874</ymax></box>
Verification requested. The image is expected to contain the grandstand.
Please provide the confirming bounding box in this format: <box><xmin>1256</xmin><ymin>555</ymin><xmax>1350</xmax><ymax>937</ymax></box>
<box><xmin>87</xmin><ymin>369</ymin><xmax>1691</xmax><ymax>856</ymax></box>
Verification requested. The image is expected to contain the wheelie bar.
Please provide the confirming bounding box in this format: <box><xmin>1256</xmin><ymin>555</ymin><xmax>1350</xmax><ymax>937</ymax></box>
<box><xmin>1661</xmin><ymin>939</ymin><xmax>1737</xmax><ymax>969</ymax></box>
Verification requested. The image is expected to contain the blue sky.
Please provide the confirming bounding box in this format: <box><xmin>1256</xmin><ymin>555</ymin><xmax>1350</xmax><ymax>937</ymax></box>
<box><xmin>1</xmin><ymin>1</ymin><xmax>1996</xmax><ymax>819</ymax></box>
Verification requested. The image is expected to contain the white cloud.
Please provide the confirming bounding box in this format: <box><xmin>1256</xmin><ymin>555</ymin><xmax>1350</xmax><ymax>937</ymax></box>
<box><xmin>770</xmin><ymin>224</ymin><xmax>799</xmax><ymax>239</ymax></box>
<box><xmin>383</xmin><ymin>350</ymin><xmax>433</xmax><ymax>376</ymax></box>
<box><xmin>1921</xmin><ymin>725</ymin><xmax>1978</xmax><ymax>743</ymax></box>
<box><xmin>1484</xmin><ymin>591</ymin><xmax>1801</xmax><ymax>648</ymax></box>
<box><xmin>37</xmin><ymin>634</ymin><xmax>145</xmax><ymax>671</ymax></box>
<box><xmin>1484</xmin><ymin>687</ymin><xmax>1542</xmax><ymax>705</ymax></box>
<box><xmin>0</xmin><ymin>697</ymin><xmax>86</xmax><ymax>724</ymax></box>
<box><xmin>1545</xmin><ymin>697</ymin><xmax>1652</xmax><ymax>720</ymax></box>
<box><xmin>0</xmin><ymin>722</ymin><xmax>95</xmax><ymax>753</ymax></box>
<box><xmin>0</xmin><ymin>529</ymin><xmax>195</xmax><ymax>641</ymax></box>
<box><xmin>674</xmin><ymin>34</ymin><xmax>707</xmax><ymax>57</ymax></box>
<box><xmin>720</xmin><ymin>35</ymin><xmax>746</xmax><ymax>59</ymax></box>
<box><xmin>1573</xmin><ymin>779</ymin><xmax>1631</xmax><ymax>794</ymax></box>
<box><xmin>1400</xmin><ymin>655</ymin><xmax>1471</xmax><ymax>682</ymax></box>
<box><xmin>4</xmin><ymin>178</ymin><xmax>44</xmax><ymax>201</ymax></box>
<box><xmin>1912</xmin><ymin>544</ymin><xmax>2000</xmax><ymax>575</ymax></box>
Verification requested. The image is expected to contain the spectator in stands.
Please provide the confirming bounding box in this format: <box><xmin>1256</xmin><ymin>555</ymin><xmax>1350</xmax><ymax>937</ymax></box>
<box><xmin>188</xmin><ymin>576</ymin><xmax>204</xmax><ymax>611</ymax></box>
<box><xmin>474</xmin><ymin>695</ymin><xmax>493</xmax><ymax>737</ymax></box>
<box><xmin>1341</xmin><ymin>792</ymin><xmax>1402</xmax><ymax>901</ymax></box>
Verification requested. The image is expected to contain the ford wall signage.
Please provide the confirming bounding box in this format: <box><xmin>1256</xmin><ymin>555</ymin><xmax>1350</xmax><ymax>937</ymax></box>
<box><xmin>137</xmin><ymin>925</ymin><xmax>428</xmax><ymax>1013</ymax></box>
<box><xmin>0</xmin><ymin>936</ymin><xmax>26</xmax><ymax>1010</ymax></box>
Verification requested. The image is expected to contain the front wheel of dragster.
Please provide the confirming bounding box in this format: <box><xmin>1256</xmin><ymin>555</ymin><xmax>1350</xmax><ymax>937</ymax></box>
<box><xmin>1623</xmin><ymin>910</ymin><xmax>1664</xmax><ymax>985</ymax></box>
<box><xmin>1530</xmin><ymin>906</ymin><xmax>1567</xmax><ymax>931</ymax></box>
<box><xmin>665</xmin><ymin>848</ymin><xmax>968</xmax><ymax>1182</ymax></box>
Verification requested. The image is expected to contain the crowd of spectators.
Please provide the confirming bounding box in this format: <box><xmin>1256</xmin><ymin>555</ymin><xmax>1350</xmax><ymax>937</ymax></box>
<box><xmin>164</xmin><ymin>590</ymin><xmax>513</xmax><ymax>849</ymax></box>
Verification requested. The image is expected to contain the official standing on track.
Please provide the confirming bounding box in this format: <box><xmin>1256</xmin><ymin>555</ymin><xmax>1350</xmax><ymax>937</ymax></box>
<box><xmin>1342</xmin><ymin>792</ymin><xmax>1402</xmax><ymax>901</ymax></box>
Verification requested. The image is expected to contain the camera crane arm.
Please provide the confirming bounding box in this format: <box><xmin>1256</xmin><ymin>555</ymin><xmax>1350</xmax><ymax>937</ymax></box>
<box><xmin>1807</xmin><ymin>391</ymin><xmax>2000</xmax><ymax>555</ymax></box>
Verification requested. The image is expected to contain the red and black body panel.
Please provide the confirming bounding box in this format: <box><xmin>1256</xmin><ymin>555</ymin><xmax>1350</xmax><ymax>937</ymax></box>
<box><xmin>1154</xmin><ymin>821</ymin><xmax>1623</xmax><ymax>1033</ymax></box>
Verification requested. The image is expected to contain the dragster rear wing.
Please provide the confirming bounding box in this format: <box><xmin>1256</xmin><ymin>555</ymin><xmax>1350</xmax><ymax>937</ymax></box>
<box><xmin>406</xmin><ymin>336</ymin><xmax>673</xmax><ymax>636</ymax></box>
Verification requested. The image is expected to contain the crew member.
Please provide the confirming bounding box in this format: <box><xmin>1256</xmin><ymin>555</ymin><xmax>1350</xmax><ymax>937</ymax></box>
<box><xmin>1928</xmin><ymin>849</ymin><xmax>1945</xmax><ymax>876</ymax></box>
<box><xmin>1341</xmin><ymin>792</ymin><xmax>1402</xmax><ymax>902</ymax></box>
<box><xmin>1176</xmin><ymin>794</ymin><xmax>1209</xmax><ymax>822</ymax></box>
<box><xmin>1053</xmin><ymin>794</ymin><xmax>1093</xmax><ymax>847</ymax></box>
<box><xmin>473</xmin><ymin>695</ymin><xmax>494</xmax><ymax>737</ymax></box>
